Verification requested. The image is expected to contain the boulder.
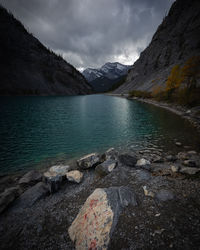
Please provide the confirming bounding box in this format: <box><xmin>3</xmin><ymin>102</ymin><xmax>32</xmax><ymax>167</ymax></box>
<box><xmin>68</xmin><ymin>186</ymin><xmax>138</xmax><ymax>250</ymax></box>
<box><xmin>118</xmin><ymin>154</ymin><xmax>137</xmax><ymax>167</ymax></box>
<box><xmin>77</xmin><ymin>153</ymin><xmax>100</xmax><ymax>169</ymax></box>
<box><xmin>179</xmin><ymin>167</ymin><xmax>200</xmax><ymax>175</ymax></box>
<box><xmin>0</xmin><ymin>187</ymin><xmax>19</xmax><ymax>214</ymax></box>
<box><xmin>101</xmin><ymin>148</ymin><xmax>118</xmax><ymax>161</ymax></box>
<box><xmin>95</xmin><ymin>159</ymin><xmax>117</xmax><ymax>176</ymax></box>
<box><xmin>175</xmin><ymin>142</ymin><xmax>182</xmax><ymax>147</ymax></box>
<box><xmin>43</xmin><ymin>165</ymin><xmax>70</xmax><ymax>192</ymax></box>
<box><xmin>15</xmin><ymin>182</ymin><xmax>49</xmax><ymax>208</ymax></box>
<box><xmin>155</xmin><ymin>189</ymin><xmax>174</xmax><ymax>202</ymax></box>
<box><xmin>166</xmin><ymin>155</ymin><xmax>177</xmax><ymax>162</ymax></box>
<box><xmin>66</xmin><ymin>170</ymin><xmax>83</xmax><ymax>184</ymax></box>
<box><xmin>43</xmin><ymin>172</ymin><xmax>63</xmax><ymax>193</ymax></box>
<box><xmin>49</xmin><ymin>165</ymin><xmax>70</xmax><ymax>176</ymax></box>
<box><xmin>136</xmin><ymin>158</ymin><xmax>151</xmax><ymax>170</ymax></box>
<box><xmin>177</xmin><ymin>152</ymin><xmax>189</xmax><ymax>161</ymax></box>
<box><xmin>183</xmin><ymin>160</ymin><xmax>196</xmax><ymax>168</ymax></box>
<box><xmin>18</xmin><ymin>170</ymin><xmax>42</xmax><ymax>187</ymax></box>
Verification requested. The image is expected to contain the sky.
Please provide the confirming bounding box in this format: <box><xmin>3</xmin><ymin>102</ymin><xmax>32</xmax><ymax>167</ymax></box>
<box><xmin>0</xmin><ymin>0</ymin><xmax>174</xmax><ymax>71</ymax></box>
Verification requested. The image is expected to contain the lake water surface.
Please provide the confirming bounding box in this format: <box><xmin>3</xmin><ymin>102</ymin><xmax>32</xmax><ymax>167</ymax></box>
<box><xmin>0</xmin><ymin>95</ymin><xmax>199</xmax><ymax>174</ymax></box>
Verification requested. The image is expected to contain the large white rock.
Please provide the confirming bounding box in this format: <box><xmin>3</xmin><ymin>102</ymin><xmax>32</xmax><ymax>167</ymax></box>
<box><xmin>66</xmin><ymin>170</ymin><xmax>83</xmax><ymax>183</ymax></box>
<box><xmin>68</xmin><ymin>188</ymin><xmax>113</xmax><ymax>250</ymax></box>
<box><xmin>77</xmin><ymin>153</ymin><xmax>100</xmax><ymax>169</ymax></box>
<box><xmin>68</xmin><ymin>186</ymin><xmax>137</xmax><ymax>250</ymax></box>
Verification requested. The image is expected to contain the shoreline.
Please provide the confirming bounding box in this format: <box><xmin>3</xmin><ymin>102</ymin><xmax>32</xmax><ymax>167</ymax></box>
<box><xmin>107</xmin><ymin>93</ymin><xmax>200</xmax><ymax>133</ymax></box>
<box><xmin>1</xmin><ymin>95</ymin><xmax>200</xmax><ymax>249</ymax></box>
<box><xmin>1</xmin><ymin>147</ymin><xmax>200</xmax><ymax>249</ymax></box>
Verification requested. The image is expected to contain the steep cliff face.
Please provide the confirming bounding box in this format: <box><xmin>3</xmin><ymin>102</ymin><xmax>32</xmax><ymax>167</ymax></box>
<box><xmin>0</xmin><ymin>6</ymin><xmax>92</xmax><ymax>95</ymax></box>
<box><xmin>114</xmin><ymin>0</ymin><xmax>200</xmax><ymax>94</ymax></box>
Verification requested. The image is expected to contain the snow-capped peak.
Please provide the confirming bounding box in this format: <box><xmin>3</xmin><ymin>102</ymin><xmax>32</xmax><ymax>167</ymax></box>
<box><xmin>83</xmin><ymin>62</ymin><xmax>132</xmax><ymax>82</ymax></box>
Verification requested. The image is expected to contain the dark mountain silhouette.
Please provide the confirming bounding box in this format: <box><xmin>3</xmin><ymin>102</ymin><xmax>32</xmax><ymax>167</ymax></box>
<box><xmin>0</xmin><ymin>6</ymin><xmax>93</xmax><ymax>95</ymax></box>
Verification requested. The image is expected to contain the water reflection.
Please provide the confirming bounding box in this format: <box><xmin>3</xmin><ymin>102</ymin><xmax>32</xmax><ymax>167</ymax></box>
<box><xmin>0</xmin><ymin>95</ymin><xmax>199</xmax><ymax>173</ymax></box>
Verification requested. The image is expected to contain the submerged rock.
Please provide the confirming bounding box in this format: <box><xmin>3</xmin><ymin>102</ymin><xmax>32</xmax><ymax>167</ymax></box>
<box><xmin>0</xmin><ymin>187</ymin><xmax>19</xmax><ymax>213</ymax></box>
<box><xmin>68</xmin><ymin>186</ymin><xmax>138</xmax><ymax>250</ymax></box>
<box><xmin>118</xmin><ymin>154</ymin><xmax>137</xmax><ymax>167</ymax></box>
<box><xmin>18</xmin><ymin>170</ymin><xmax>42</xmax><ymax>187</ymax></box>
<box><xmin>95</xmin><ymin>159</ymin><xmax>117</xmax><ymax>176</ymax></box>
<box><xmin>66</xmin><ymin>170</ymin><xmax>83</xmax><ymax>183</ymax></box>
<box><xmin>77</xmin><ymin>153</ymin><xmax>100</xmax><ymax>169</ymax></box>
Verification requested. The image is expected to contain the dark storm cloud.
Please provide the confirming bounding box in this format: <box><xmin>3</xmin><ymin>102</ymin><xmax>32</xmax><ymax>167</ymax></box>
<box><xmin>0</xmin><ymin>0</ymin><xmax>174</xmax><ymax>70</ymax></box>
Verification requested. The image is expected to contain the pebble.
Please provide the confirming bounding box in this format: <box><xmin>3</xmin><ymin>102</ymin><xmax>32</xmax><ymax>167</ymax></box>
<box><xmin>171</xmin><ymin>165</ymin><xmax>179</xmax><ymax>173</ymax></box>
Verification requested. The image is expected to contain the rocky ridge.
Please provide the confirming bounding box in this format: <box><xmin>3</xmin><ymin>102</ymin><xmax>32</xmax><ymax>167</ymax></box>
<box><xmin>0</xmin><ymin>6</ymin><xmax>92</xmax><ymax>95</ymax></box>
<box><xmin>114</xmin><ymin>0</ymin><xmax>200</xmax><ymax>94</ymax></box>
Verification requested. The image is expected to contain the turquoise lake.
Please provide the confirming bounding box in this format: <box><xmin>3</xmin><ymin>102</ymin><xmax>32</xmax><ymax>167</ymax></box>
<box><xmin>0</xmin><ymin>95</ymin><xmax>199</xmax><ymax>174</ymax></box>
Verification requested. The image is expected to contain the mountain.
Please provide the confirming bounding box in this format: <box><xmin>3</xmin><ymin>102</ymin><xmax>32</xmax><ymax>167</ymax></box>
<box><xmin>83</xmin><ymin>62</ymin><xmax>131</xmax><ymax>92</ymax></box>
<box><xmin>113</xmin><ymin>0</ymin><xmax>200</xmax><ymax>94</ymax></box>
<box><xmin>0</xmin><ymin>6</ymin><xmax>92</xmax><ymax>95</ymax></box>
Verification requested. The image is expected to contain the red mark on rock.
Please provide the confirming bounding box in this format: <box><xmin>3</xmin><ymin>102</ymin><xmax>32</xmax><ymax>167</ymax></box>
<box><xmin>89</xmin><ymin>239</ymin><xmax>97</xmax><ymax>250</ymax></box>
<box><xmin>90</xmin><ymin>199</ymin><xmax>98</xmax><ymax>208</ymax></box>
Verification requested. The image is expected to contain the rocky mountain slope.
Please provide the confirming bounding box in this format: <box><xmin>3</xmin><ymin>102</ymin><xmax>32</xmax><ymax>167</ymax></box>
<box><xmin>114</xmin><ymin>0</ymin><xmax>200</xmax><ymax>94</ymax></box>
<box><xmin>83</xmin><ymin>62</ymin><xmax>131</xmax><ymax>92</ymax></box>
<box><xmin>0</xmin><ymin>6</ymin><xmax>92</xmax><ymax>95</ymax></box>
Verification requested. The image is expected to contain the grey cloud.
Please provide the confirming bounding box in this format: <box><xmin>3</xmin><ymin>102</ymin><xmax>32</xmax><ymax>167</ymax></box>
<box><xmin>0</xmin><ymin>0</ymin><xmax>174</xmax><ymax>70</ymax></box>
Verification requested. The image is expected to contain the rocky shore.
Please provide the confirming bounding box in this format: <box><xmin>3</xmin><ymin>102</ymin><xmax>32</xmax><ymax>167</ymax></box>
<box><xmin>0</xmin><ymin>146</ymin><xmax>200</xmax><ymax>249</ymax></box>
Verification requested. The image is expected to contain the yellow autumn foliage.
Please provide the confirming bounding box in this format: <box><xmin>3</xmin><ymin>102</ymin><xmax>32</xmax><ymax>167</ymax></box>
<box><xmin>182</xmin><ymin>56</ymin><xmax>200</xmax><ymax>88</ymax></box>
<box><xmin>165</xmin><ymin>65</ymin><xmax>184</xmax><ymax>92</ymax></box>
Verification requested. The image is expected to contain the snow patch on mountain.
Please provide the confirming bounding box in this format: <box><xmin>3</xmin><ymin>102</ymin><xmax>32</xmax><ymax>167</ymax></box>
<box><xmin>83</xmin><ymin>62</ymin><xmax>131</xmax><ymax>82</ymax></box>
